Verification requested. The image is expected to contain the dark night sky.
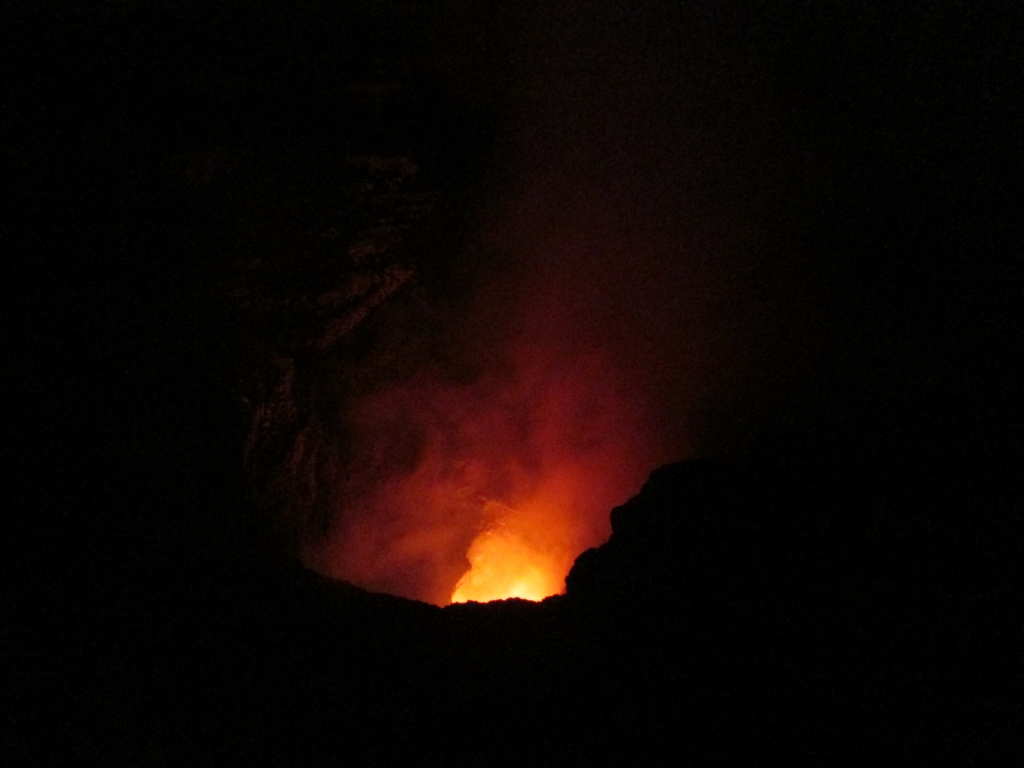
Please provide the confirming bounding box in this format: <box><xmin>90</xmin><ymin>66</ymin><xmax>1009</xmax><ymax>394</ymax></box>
<box><xmin>9</xmin><ymin>0</ymin><xmax>1024</xmax><ymax>760</ymax></box>
<box><xmin>391</xmin><ymin>0</ymin><xmax>1021</xmax><ymax>469</ymax></box>
<box><xmin>11</xmin><ymin>0</ymin><xmax>1022</xmax><ymax>593</ymax></box>
<box><xmin>12</xmin><ymin>0</ymin><xmax>1022</xmax><ymax>464</ymax></box>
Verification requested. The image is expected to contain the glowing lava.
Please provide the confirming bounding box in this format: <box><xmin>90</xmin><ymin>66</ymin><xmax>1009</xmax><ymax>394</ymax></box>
<box><xmin>450</xmin><ymin>510</ymin><xmax>565</xmax><ymax>603</ymax></box>
<box><xmin>300</xmin><ymin>340</ymin><xmax>661</xmax><ymax>606</ymax></box>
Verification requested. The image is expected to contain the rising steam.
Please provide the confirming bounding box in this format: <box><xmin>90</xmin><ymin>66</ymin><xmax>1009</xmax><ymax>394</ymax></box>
<box><xmin>302</xmin><ymin>325</ymin><xmax>660</xmax><ymax>605</ymax></box>
<box><xmin>284</xmin><ymin>1</ymin><xmax>775</xmax><ymax>605</ymax></box>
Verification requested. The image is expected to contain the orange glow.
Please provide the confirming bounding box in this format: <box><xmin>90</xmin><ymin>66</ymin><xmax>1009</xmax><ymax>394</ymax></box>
<box><xmin>296</xmin><ymin>223</ymin><xmax>686</xmax><ymax>604</ymax></box>
<box><xmin>300</xmin><ymin>339</ymin><xmax>661</xmax><ymax>606</ymax></box>
<box><xmin>450</xmin><ymin>501</ymin><xmax>566</xmax><ymax>603</ymax></box>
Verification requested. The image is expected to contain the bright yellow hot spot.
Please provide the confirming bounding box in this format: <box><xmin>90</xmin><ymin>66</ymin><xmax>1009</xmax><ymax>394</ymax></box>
<box><xmin>450</xmin><ymin>524</ymin><xmax>564</xmax><ymax>604</ymax></box>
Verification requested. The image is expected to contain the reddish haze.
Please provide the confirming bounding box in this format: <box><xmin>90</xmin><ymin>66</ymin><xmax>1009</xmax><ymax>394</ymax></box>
<box><xmin>300</xmin><ymin>2</ymin><xmax>776</xmax><ymax>604</ymax></box>
<box><xmin>302</xmin><ymin>317</ymin><xmax>664</xmax><ymax>605</ymax></box>
<box><xmin>299</xmin><ymin>165</ymin><xmax>745</xmax><ymax>604</ymax></box>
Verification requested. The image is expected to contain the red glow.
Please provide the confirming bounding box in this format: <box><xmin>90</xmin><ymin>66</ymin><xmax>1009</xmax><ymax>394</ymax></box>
<box><xmin>298</xmin><ymin>149</ymin><xmax>709</xmax><ymax>603</ymax></box>
<box><xmin>230</xmin><ymin>0</ymin><xmax>762</xmax><ymax>607</ymax></box>
<box><xmin>294</xmin><ymin>178</ymin><xmax>709</xmax><ymax>604</ymax></box>
<box><xmin>301</xmin><ymin>338</ymin><xmax>659</xmax><ymax>605</ymax></box>
<box><xmin>450</xmin><ymin>501</ymin><xmax>564</xmax><ymax>603</ymax></box>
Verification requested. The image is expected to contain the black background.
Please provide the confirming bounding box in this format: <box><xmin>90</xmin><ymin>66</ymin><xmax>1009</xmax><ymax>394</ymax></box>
<box><xmin>8</xmin><ymin>1</ymin><xmax>1023</xmax><ymax>763</ymax></box>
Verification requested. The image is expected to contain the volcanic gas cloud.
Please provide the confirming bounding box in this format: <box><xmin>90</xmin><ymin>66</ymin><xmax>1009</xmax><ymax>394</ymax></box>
<box><xmin>302</xmin><ymin>292</ymin><xmax>662</xmax><ymax>606</ymax></box>
<box><xmin>295</xmin><ymin>119</ymin><xmax>754</xmax><ymax>603</ymax></box>
<box><xmin>298</xmin><ymin>3</ymin><xmax>766</xmax><ymax>605</ymax></box>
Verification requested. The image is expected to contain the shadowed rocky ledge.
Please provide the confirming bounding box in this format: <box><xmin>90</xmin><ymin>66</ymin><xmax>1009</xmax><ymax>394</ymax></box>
<box><xmin>12</xmin><ymin>2</ymin><xmax>1021</xmax><ymax>764</ymax></box>
<box><xmin>150</xmin><ymin>458</ymin><xmax>1014</xmax><ymax>765</ymax></box>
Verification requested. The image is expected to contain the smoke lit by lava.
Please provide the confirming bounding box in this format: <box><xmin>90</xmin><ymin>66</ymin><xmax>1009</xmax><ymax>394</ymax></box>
<box><xmin>247</xmin><ymin>2</ymin><xmax>784</xmax><ymax>605</ymax></box>
<box><xmin>301</xmin><ymin>310</ymin><xmax>663</xmax><ymax>605</ymax></box>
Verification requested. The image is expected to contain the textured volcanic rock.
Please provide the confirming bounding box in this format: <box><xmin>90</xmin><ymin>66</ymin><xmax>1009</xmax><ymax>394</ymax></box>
<box><xmin>14</xmin><ymin>2</ymin><xmax>1021</xmax><ymax>765</ymax></box>
<box><xmin>158</xmin><ymin>459</ymin><xmax>1010</xmax><ymax>765</ymax></box>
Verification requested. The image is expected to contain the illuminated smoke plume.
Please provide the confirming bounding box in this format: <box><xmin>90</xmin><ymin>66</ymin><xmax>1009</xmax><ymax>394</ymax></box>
<box><xmin>302</xmin><ymin>288</ymin><xmax>663</xmax><ymax>605</ymax></box>
<box><xmin>296</xmin><ymin>145</ymin><xmax>742</xmax><ymax>604</ymax></box>
<box><xmin>286</xmin><ymin>2</ymin><xmax>779</xmax><ymax>605</ymax></box>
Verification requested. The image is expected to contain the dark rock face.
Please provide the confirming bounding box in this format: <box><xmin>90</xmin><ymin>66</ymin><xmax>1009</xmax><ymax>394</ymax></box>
<box><xmin>36</xmin><ymin>459</ymin><xmax>1005</xmax><ymax>765</ymax></box>
<box><xmin>556</xmin><ymin>459</ymin><xmax>1022</xmax><ymax>763</ymax></box>
<box><xmin>567</xmin><ymin>460</ymin><xmax>741</xmax><ymax>599</ymax></box>
<box><xmin>13</xmin><ymin>2</ymin><xmax>1021</xmax><ymax>765</ymax></box>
